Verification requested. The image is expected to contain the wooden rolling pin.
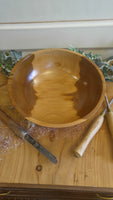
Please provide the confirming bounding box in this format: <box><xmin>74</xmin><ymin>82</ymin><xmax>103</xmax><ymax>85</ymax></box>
<box><xmin>74</xmin><ymin>98</ymin><xmax>113</xmax><ymax>158</ymax></box>
<box><xmin>105</xmin><ymin>95</ymin><xmax>113</xmax><ymax>138</ymax></box>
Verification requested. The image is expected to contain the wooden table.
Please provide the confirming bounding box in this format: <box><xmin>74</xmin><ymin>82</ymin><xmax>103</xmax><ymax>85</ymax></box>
<box><xmin>0</xmin><ymin>69</ymin><xmax>113</xmax><ymax>199</ymax></box>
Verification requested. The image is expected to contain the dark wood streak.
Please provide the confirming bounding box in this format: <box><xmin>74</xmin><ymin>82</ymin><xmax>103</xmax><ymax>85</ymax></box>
<box><xmin>8</xmin><ymin>53</ymin><xmax>37</xmax><ymax>116</ymax></box>
<box><xmin>0</xmin><ymin>83</ymin><xmax>7</xmax><ymax>87</ymax></box>
<box><xmin>0</xmin><ymin>184</ymin><xmax>113</xmax><ymax>200</ymax></box>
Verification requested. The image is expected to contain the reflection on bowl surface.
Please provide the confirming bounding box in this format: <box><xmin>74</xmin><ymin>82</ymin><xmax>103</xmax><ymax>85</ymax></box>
<box><xmin>8</xmin><ymin>49</ymin><xmax>105</xmax><ymax>128</ymax></box>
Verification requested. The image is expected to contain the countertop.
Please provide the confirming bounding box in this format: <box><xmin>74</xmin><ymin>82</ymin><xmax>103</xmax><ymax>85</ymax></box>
<box><xmin>0</xmin><ymin>69</ymin><xmax>113</xmax><ymax>199</ymax></box>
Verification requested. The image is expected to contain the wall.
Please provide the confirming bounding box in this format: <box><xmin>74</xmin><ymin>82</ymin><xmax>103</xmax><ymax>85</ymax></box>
<box><xmin>0</xmin><ymin>0</ymin><xmax>113</xmax><ymax>50</ymax></box>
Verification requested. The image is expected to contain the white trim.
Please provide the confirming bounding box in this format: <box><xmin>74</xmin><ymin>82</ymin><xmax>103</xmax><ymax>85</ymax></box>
<box><xmin>0</xmin><ymin>20</ymin><xmax>113</xmax><ymax>50</ymax></box>
<box><xmin>1</xmin><ymin>20</ymin><xmax>113</xmax><ymax>30</ymax></box>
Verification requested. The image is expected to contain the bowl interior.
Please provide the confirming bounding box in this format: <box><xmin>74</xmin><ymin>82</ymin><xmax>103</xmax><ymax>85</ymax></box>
<box><xmin>8</xmin><ymin>49</ymin><xmax>105</xmax><ymax>127</ymax></box>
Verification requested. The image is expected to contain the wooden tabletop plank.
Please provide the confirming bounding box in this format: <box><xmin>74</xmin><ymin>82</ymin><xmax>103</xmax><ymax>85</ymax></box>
<box><xmin>0</xmin><ymin>70</ymin><xmax>113</xmax><ymax>188</ymax></box>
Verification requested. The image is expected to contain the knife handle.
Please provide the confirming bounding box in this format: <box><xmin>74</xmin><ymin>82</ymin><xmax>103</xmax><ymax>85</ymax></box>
<box><xmin>0</xmin><ymin>109</ymin><xmax>27</xmax><ymax>139</ymax></box>
<box><xmin>106</xmin><ymin>110</ymin><xmax>113</xmax><ymax>138</ymax></box>
<box><xmin>74</xmin><ymin>114</ymin><xmax>104</xmax><ymax>157</ymax></box>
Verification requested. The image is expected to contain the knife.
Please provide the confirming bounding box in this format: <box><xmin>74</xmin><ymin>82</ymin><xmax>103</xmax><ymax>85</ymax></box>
<box><xmin>0</xmin><ymin>109</ymin><xmax>57</xmax><ymax>164</ymax></box>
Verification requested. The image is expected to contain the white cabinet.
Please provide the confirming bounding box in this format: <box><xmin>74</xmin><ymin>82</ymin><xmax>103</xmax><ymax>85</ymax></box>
<box><xmin>0</xmin><ymin>0</ymin><xmax>113</xmax><ymax>49</ymax></box>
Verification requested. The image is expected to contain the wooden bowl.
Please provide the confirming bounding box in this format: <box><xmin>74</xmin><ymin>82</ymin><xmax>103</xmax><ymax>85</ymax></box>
<box><xmin>8</xmin><ymin>49</ymin><xmax>105</xmax><ymax>128</ymax></box>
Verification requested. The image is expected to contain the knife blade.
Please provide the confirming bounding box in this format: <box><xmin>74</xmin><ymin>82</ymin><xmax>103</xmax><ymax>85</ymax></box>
<box><xmin>0</xmin><ymin>109</ymin><xmax>57</xmax><ymax>164</ymax></box>
<box><xmin>24</xmin><ymin>133</ymin><xmax>57</xmax><ymax>164</ymax></box>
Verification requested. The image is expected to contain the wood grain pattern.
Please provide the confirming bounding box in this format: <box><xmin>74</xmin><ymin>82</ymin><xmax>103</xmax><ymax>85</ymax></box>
<box><xmin>0</xmin><ymin>69</ymin><xmax>113</xmax><ymax>190</ymax></box>
<box><xmin>8</xmin><ymin>49</ymin><xmax>105</xmax><ymax>128</ymax></box>
<box><xmin>1</xmin><ymin>184</ymin><xmax>113</xmax><ymax>200</ymax></box>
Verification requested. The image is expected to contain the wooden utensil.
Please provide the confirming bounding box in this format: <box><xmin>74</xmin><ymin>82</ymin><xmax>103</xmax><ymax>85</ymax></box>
<box><xmin>0</xmin><ymin>109</ymin><xmax>57</xmax><ymax>164</ymax></box>
<box><xmin>74</xmin><ymin>98</ymin><xmax>113</xmax><ymax>158</ymax></box>
<box><xmin>105</xmin><ymin>95</ymin><xmax>113</xmax><ymax>138</ymax></box>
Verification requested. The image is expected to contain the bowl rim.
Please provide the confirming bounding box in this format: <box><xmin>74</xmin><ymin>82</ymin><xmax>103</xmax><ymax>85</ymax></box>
<box><xmin>8</xmin><ymin>48</ymin><xmax>106</xmax><ymax>128</ymax></box>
